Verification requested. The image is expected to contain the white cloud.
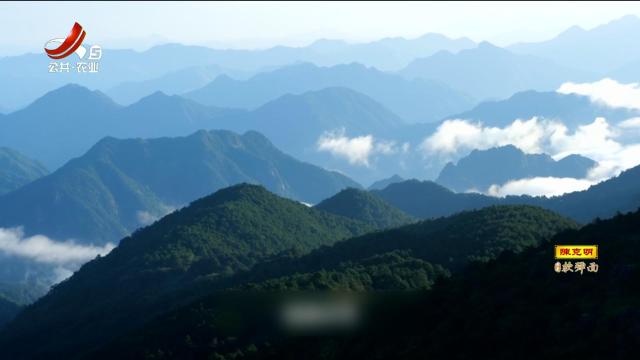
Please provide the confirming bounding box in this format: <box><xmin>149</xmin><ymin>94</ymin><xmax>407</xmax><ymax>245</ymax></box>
<box><xmin>0</xmin><ymin>227</ymin><xmax>115</xmax><ymax>265</ymax></box>
<box><xmin>557</xmin><ymin>78</ymin><xmax>640</xmax><ymax>110</ymax></box>
<box><xmin>549</xmin><ymin>117</ymin><xmax>622</xmax><ymax>161</ymax></box>
<box><xmin>420</xmin><ymin>117</ymin><xmax>564</xmax><ymax>157</ymax></box>
<box><xmin>422</xmin><ymin>116</ymin><xmax>640</xmax><ymax>196</ymax></box>
<box><xmin>136</xmin><ymin>205</ymin><xmax>177</xmax><ymax>226</ymax></box>
<box><xmin>317</xmin><ymin>129</ymin><xmax>398</xmax><ymax>166</ymax></box>
<box><xmin>619</xmin><ymin>117</ymin><xmax>640</xmax><ymax>129</ymax></box>
<box><xmin>488</xmin><ymin>177</ymin><xmax>595</xmax><ymax>197</ymax></box>
<box><xmin>136</xmin><ymin>211</ymin><xmax>158</xmax><ymax>226</ymax></box>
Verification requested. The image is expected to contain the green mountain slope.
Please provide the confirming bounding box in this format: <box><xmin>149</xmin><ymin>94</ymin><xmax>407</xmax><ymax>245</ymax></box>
<box><xmin>0</xmin><ymin>184</ymin><xmax>372</xmax><ymax>359</ymax></box>
<box><xmin>85</xmin><ymin>205</ymin><xmax>577</xmax><ymax>359</ymax></box>
<box><xmin>0</xmin><ymin>130</ymin><xmax>360</xmax><ymax>244</ymax></box>
<box><xmin>250</xmin><ymin>209</ymin><xmax>640</xmax><ymax>360</ymax></box>
<box><xmin>241</xmin><ymin>205</ymin><xmax>577</xmax><ymax>285</ymax></box>
<box><xmin>0</xmin><ymin>147</ymin><xmax>48</xmax><ymax>195</ymax></box>
<box><xmin>314</xmin><ymin>188</ymin><xmax>414</xmax><ymax>229</ymax></box>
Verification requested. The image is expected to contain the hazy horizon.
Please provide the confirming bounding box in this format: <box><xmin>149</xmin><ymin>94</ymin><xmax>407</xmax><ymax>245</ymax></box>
<box><xmin>2</xmin><ymin>1</ymin><xmax>640</xmax><ymax>56</ymax></box>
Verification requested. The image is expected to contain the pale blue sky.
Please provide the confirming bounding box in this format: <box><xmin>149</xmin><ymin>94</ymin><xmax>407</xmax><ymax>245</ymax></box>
<box><xmin>2</xmin><ymin>1</ymin><xmax>640</xmax><ymax>55</ymax></box>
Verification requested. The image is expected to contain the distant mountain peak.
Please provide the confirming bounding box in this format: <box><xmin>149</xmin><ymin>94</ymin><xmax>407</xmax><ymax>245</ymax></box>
<box><xmin>436</xmin><ymin>146</ymin><xmax>597</xmax><ymax>193</ymax></box>
<box><xmin>606</xmin><ymin>14</ymin><xmax>640</xmax><ymax>26</ymax></box>
<box><xmin>368</xmin><ymin>174</ymin><xmax>405</xmax><ymax>191</ymax></box>
<box><xmin>25</xmin><ymin>83</ymin><xmax>119</xmax><ymax>111</ymax></box>
<box><xmin>557</xmin><ymin>24</ymin><xmax>586</xmax><ymax>37</ymax></box>
<box><xmin>473</xmin><ymin>41</ymin><xmax>511</xmax><ymax>55</ymax></box>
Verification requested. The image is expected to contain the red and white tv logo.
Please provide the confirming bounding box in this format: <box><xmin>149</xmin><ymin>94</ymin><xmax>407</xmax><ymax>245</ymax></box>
<box><xmin>44</xmin><ymin>22</ymin><xmax>87</xmax><ymax>59</ymax></box>
<box><xmin>45</xmin><ymin>22</ymin><xmax>102</xmax><ymax>73</ymax></box>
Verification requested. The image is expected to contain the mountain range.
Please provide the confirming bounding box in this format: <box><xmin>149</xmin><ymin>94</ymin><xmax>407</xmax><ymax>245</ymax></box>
<box><xmin>4</xmin><ymin>80</ymin><xmax>633</xmax><ymax>188</ymax></box>
<box><xmin>0</xmin><ymin>34</ymin><xmax>475</xmax><ymax>112</ymax></box>
<box><xmin>400</xmin><ymin>42</ymin><xmax>595</xmax><ymax>101</ymax></box>
<box><xmin>3</xmin><ymin>14</ymin><xmax>640</xmax><ymax>113</ymax></box>
<box><xmin>0</xmin><ymin>191</ymin><xmax>576</xmax><ymax>358</ymax></box>
<box><xmin>0</xmin><ymin>84</ymin><xmax>237</xmax><ymax>169</ymax></box>
<box><xmin>184</xmin><ymin>62</ymin><xmax>474</xmax><ymax>123</ymax></box>
<box><xmin>0</xmin><ymin>84</ymin><xmax>411</xmax><ymax>186</ymax></box>
<box><xmin>0</xmin><ymin>184</ymin><xmax>374</xmax><ymax>358</ymax></box>
<box><xmin>209</xmin><ymin>86</ymin><xmax>412</xmax><ymax>184</ymax></box>
<box><xmin>0</xmin><ymin>129</ymin><xmax>359</xmax><ymax>245</ymax></box>
<box><xmin>510</xmin><ymin>15</ymin><xmax>640</xmax><ymax>76</ymax></box>
<box><xmin>106</xmin><ymin>64</ymin><xmax>252</xmax><ymax>105</ymax></box>
<box><xmin>222</xmin><ymin>207</ymin><xmax>640</xmax><ymax>360</ymax></box>
<box><xmin>375</xmin><ymin>163</ymin><xmax>640</xmax><ymax>223</ymax></box>
<box><xmin>445</xmin><ymin>89</ymin><xmax>640</xmax><ymax>128</ymax></box>
<box><xmin>436</xmin><ymin>145</ymin><xmax>596</xmax><ymax>192</ymax></box>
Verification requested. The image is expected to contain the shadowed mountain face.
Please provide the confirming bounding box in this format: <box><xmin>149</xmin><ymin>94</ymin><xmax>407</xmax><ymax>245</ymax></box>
<box><xmin>315</xmin><ymin>188</ymin><xmax>414</xmax><ymax>229</ymax></box>
<box><xmin>185</xmin><ymin>62</ymin><xmax>474</xmax><ymax>123</ymax></box>
<box><xmin>374</xmin><ymin>164</ymin><xmax>640</xmax><ymax>224</ymax></box>
<box><xmin>0</xmin><ymin>147</ymin><xmax>48</xmax><ymax>195</ymax></box>
<box><xmin>0</xmin><ymin>296</ymin><xmax>21</xmax><ymax>329</ymax></box>
<box><xmin>400</xmin><ymin>42</ymin><xmax>595</xmax><ymax>101</ymax></box>
<box><xmin>0</xmin><ymin>130</ymin><xmax>360</xmax><ymax>244</ymax></box>
<box><xmin>436</xmin><ymin>145</ymin><xmax>597</xmax><ymax>192</ymax></box>
<box><xmin>0</xmin><ymin>184</ymin><xmax>373</xmax><ymax>359</ymax></box>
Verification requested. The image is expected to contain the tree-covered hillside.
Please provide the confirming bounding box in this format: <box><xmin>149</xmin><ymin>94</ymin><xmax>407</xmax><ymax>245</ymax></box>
<box><xmin>314</xmin><ymin>188</ymin><xmax>414</xmax><ymax>229</ymax></box>
<box><xmin>251</xmin><ymin>209</ymin><xmax>640</xmax><ymax>360</ymax></box>
<box><xmin>81</xmin><ymin>205</ymin><xmax>578</xmax><ymax>360</ymax></box>
<box><xmin>0</xmin><ymin>184</ymin><xmax>372</xmax><ymax>359</ymax></box>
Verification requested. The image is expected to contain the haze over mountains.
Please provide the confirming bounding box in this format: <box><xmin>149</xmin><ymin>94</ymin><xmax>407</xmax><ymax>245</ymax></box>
<box><xmin>0</xmin><ymin>187</ymin><xmax>574</xmax><ymax>359</ymax></box>
<box><xmin>445</xmin><ymin>89</ymin><xmax>640</xmax><ymax>128</ymax></box>
<box><xmin>1</xmin><ymin>11</ymin><xmax>640</xmax><ymax>358</ymax></box>
<box><xmin>3</xmin><ymin>14</ymin><xmax>640</xmax><ymax>112</ymax></box>
<box><xmin>509</xmin><ymin>15</ymin><xmax>640</xmax><ymax>75</ymax></box>
<box><xmin>400</xmin><ymin>41</ymin><xmax>594</xmax><ymax>100</ymax></box>
<box><xmin>0</xmin><ymin>33</ymin><xmax>475</xmax><ymax>111</ymax></box>
<box><xmin>0</xmin><ymin>147</ymin><xmax>48</xmax><ymax>195</ymax></box>
<box><xmin>374</xmin><ymin>163</ymin><xmax>640</xmax><ymax>223</ymax></box>
<box><xmin>184</xmin><ymin>62</ymin><xmax>474</xmax><ymax>123</ymax></box>
<box><xmin>106</xmin><ymin>64</ymin><xmax>252</xmax><ymax>105</ymax></box>
<box><xmin>0</xmin><ymin>129</ymin><xmax>359</xmax><ymax>244</ymax></box>
<box><xmin>0</xmin><ymin>85</ymin><xmax>234</xmax><ymax>169</ymax></box>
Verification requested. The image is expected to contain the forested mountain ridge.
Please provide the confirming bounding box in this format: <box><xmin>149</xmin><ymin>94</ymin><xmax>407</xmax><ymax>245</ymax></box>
<box><xmin>0</xmin><ymin>184</ymin><xmax>373</xmax><ymax>359</ymax></box>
